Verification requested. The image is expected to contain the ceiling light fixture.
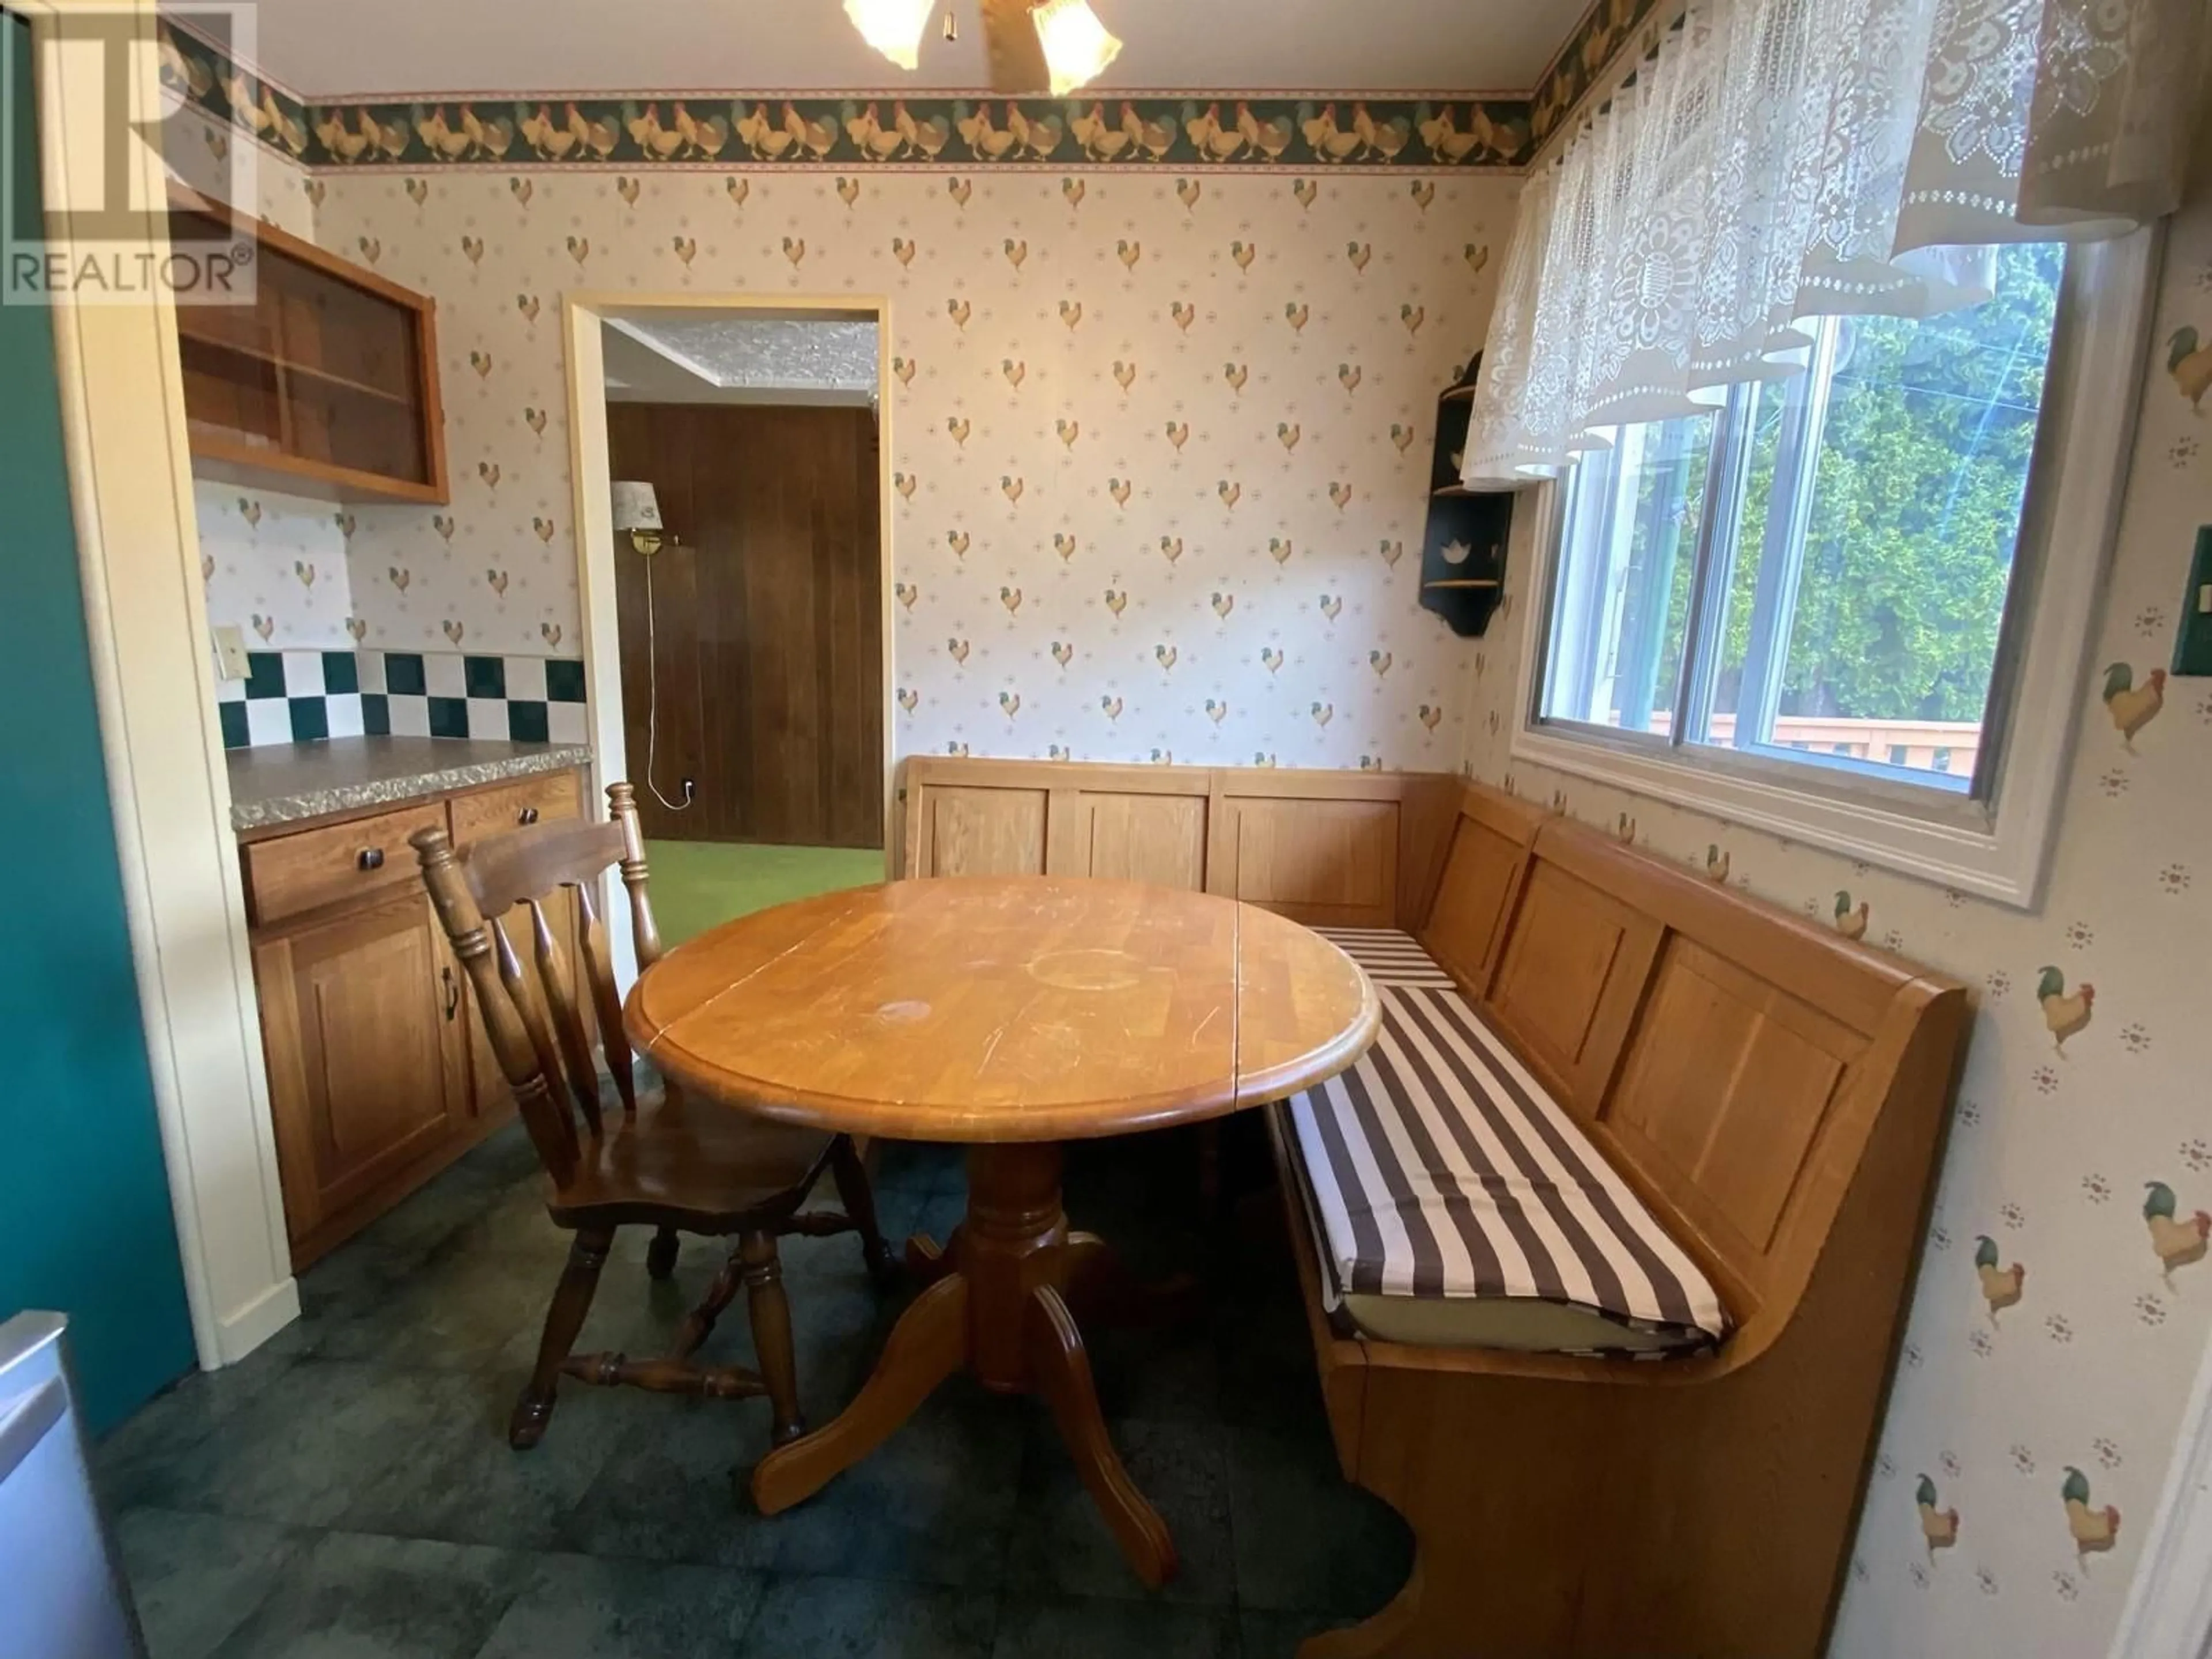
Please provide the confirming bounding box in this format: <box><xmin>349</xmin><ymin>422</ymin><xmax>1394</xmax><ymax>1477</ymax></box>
<box><xmin>843</xmin><ymin>0</ymin><xmax>936</xmax><ymax>71</ymax></box>
<box><xmin>1030</xmin><ymin>0</ymin><xmax>1120</xmax><ymax>94</ymax></box>
<box><xmin>844</xmin><ymin>0</ymin><xmax>1119</xmax><ymax>93</ymax></box>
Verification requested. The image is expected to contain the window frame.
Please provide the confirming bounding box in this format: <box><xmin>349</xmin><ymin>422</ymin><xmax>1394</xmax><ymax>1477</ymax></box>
<box><xmin>1506</xmin><ymin>228</ymin><xmax>2162</xmax><ymax>909</ymax></box>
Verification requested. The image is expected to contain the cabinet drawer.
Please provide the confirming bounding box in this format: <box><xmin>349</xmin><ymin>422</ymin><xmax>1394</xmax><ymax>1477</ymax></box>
<box><xmin>243</xmin><ymin>802</ymin><xmax>446</xmax><ymax>926</ymax></box>
<box><xmin>448</xmin><ymin>771</ymin><xmax>584</xmax><ymax>847</ymax></box>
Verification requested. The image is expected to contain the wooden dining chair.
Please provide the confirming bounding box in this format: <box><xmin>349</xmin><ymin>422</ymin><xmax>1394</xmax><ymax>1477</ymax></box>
<box><xmin>411</xmin><ymin>781</ymin><xmax>896</xmax><ymax>1452</ymax></box>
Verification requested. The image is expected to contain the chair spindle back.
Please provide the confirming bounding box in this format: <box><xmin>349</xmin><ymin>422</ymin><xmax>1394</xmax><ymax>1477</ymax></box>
<box><xmin>412</xmin><ymin>782</ymin><xmax>666</xmax><ymax>1185</ymax></box>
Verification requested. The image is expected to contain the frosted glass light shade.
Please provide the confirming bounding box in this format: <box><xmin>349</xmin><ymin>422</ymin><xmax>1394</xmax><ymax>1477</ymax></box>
<box><xmin>610</xmin><ymin>480</ymin><xmax>663</xmax><ymax>531</ymax></box>
<box><xmin>844</xmin><ymin>0</ymin><xmax>935</xmax><ymax>70</ymax></box>
<box><xmin>1032</xmin><ymin>0</ymin><xmax>1121</xmax><ymax>94</ymax></box>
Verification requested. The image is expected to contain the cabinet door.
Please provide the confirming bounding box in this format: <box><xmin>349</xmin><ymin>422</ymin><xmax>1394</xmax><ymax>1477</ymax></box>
<box><xmin>256</xmin><ymin>894</ymin><xmax>471</xmax><ymax>1251</ymax></box>
<box><xmin>170</xmin><ymin>197</ymin><xmax>446</xmax><ymax>505</ymax></box>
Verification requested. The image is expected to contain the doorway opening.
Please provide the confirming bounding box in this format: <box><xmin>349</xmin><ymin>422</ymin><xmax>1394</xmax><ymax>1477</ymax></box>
<box><xmin>566</xmin><ymin>300</ymin><xmax>892</xmax><ymax>952</ymax></box>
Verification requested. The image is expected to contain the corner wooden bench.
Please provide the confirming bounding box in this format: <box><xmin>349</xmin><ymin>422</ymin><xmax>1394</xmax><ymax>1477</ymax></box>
<box><xmin>897</xmin><ymin>758</ymin><xmax>1967</xmax><ymax>1657</ymax></box>
<box><xmin>1271</xmin><ymin>782</ymin><xmax>1967</xmax><ymax>1659</ymax></box>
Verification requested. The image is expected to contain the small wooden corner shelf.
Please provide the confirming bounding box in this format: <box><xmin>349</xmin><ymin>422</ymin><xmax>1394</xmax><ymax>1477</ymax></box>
<box><xmin>169</xmin><ymin>186</ymin><xmax>448</xmax><ymax>505</ymax></box>
<box><xmin>1421</xmin><ymin>350</ymin><xmax>1512</xmax><ymax>637</ymax></box>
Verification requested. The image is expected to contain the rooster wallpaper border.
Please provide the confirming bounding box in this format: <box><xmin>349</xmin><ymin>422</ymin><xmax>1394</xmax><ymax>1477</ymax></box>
<box><xmin>1526</xmin><ymin>0</ymin><xmax>1664</xmax><ymax>143</ymax></box>
<box><xmin>157</xmin><ymin>18</ymin><xmax>1540</xmax><ymax>171</ymax></box>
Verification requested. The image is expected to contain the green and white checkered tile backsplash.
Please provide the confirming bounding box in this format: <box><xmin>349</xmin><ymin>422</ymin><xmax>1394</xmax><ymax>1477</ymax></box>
<box><xmin>216</xmin><ymin>650</ymin><xmax>588</xmax><ymax>750</ymax></box>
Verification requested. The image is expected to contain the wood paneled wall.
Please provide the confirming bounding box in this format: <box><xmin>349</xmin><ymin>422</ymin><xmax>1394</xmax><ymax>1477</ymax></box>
<box><xmin>607</xmin><ymin>402</ymin><xmax>882</xmax><ymax>850</ymax></box>
<box><xmin>899</xmin><ymin>757</ymin><xmax>1460</xmax><ymax>929</ymax></box>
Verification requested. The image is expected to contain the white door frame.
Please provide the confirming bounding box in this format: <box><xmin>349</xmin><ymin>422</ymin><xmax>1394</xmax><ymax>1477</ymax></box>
<box><xmin>2109</xmin><ymin>1315</ymin><xmax>2212</xmax><ymax>1659</ymax></box>
<box><xmin>24</xmin><ymin>0</ymin><xmax>297</xmax><ymax>1369</ymax></box>
<box><xmin>560</xmin><ymin>291</ymin><xmax>898</xmax><ymax>971</ymax></box>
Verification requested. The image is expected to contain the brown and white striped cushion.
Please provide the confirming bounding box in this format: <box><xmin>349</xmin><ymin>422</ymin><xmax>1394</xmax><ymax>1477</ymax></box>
<box><xmin>1312</xmin><ymin>927</ymin><xmax>1460</xmax><ymax>987</ymax></box>
<box><xmin>1287</xmin><ymin>930</ymin><xmax>1730</xmax><ymax>1358</ymax></box>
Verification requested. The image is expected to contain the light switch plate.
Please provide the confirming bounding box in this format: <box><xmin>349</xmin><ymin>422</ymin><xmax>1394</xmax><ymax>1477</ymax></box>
<box><xmin>211</xmin><ymin>623</ymin><xmax>251</xmax><ymax>680</ymax></box>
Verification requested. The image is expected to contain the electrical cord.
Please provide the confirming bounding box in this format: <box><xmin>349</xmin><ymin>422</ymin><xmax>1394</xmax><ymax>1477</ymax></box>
<box><xmin>641</xmin><ymin>549</ymin><xmax>695</xmax><ymax>813</ymax></box>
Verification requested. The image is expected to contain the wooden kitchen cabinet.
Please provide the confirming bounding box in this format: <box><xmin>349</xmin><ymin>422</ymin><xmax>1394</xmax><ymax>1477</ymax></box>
<box><xmin>170</xmin><ymin>186</ymin><xmax>448</xmax><ymax>505</ymax></box>
<box><xmin>241</xmin><ymin>767</ymin><xmax>589</xmax><ymax>1266</ymax></box>
<box><xmin>255</xmin><ymin>892</ymin><xmax>472</xmax><ymax>1263</ymax></box>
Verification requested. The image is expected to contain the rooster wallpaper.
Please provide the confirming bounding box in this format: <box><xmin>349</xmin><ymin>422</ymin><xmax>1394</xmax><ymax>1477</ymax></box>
<box><xmin>163</xmin><ymin>18</ymin><xmax>2212</xmax><ymax>1655</ymax></box>
<box><xmin>1458</xmin><ymin>122</ymin><xmax>2212</xmax><ymax>1658</ymax></box>
<box><xmin>171</xmin><ymin>57</ymin><xmax>1518</xmax><ymax>774</ymax></box>
<box><xmin>186</xmin><ymin>143</ymin><xmax>1516</xmax><ymax>771</ymax></box>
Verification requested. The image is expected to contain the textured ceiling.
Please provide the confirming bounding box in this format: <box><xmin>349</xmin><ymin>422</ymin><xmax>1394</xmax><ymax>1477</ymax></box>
<box><xmin>234</xmin><ymin>0</ymin><xmax>1582</xmax><ymax>97</ymax></box>
<box><xmin>603</xmin><ymin>316</ymin><xmax>879</xmax><ymax>403</ymax></box>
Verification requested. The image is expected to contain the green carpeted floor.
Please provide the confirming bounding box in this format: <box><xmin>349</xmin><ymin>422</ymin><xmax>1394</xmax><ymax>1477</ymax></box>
<box><xmin>645</xmin><ymin>839</ymin><xmax>884</xmax><ymax>946</ymax></box>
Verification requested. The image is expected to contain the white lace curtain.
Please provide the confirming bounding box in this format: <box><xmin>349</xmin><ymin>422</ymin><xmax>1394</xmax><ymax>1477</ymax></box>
<box><xmin>1463</xmin><ymin>0</ymin><xmax>2208</xmax><ymax>485</ymax></box>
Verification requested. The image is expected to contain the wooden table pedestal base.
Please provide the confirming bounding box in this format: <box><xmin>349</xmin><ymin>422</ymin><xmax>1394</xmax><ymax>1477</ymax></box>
<box><xmin>747</xmin><ymin>1141</ymin><xmax>1180</xmax><ymax>1588</ymax></box>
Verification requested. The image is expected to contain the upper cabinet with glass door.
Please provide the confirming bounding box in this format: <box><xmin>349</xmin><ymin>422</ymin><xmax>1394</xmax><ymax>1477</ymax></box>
<box><xmin>168</xmin><ymin>190</ymin><xmax>448</xmax><ymax>504</ymax></box>
<box><xmin>1536</xmin><ymin>241</ymin><xmax>2064</xmax><ymax>806</ymax></box>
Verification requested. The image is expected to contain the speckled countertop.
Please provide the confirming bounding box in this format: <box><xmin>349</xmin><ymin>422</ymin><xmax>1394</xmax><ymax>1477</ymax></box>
<box><xmin>228</xmin><ymin>737</ymin><xmax>594</xmax><ymax>831</ymax></box>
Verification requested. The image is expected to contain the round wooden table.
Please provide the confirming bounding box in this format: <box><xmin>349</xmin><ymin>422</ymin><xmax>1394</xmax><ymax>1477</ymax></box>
<box><xmin>626</xmin><ymin>876</ymin><xmax>1377</xmax><ymax>1586</ymax></box>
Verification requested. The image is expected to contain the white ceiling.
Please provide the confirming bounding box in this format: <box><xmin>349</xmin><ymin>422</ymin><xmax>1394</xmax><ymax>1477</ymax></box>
<box><xmin>603</xmin><ymin>314</ymin><xmax>879</xmax><ymax>405</ymax></box>
<box><xmin>240</xmin><ymin>0</ymin><xmax>1578</xmax><ymax>98</ymax></box>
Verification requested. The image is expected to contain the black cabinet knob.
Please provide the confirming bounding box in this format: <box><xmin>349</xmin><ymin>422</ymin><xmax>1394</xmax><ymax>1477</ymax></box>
<box><xmin>356</xmin><ymin>847</ymin><xmax>385</xmax><ymax>872</ymax></box>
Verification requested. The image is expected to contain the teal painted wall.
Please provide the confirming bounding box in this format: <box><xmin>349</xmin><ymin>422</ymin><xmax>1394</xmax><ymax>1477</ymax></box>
<box><xmin>0</xmin><ymin>17</ymin><xmax>198</xmax><ymax>1433</ymax></box>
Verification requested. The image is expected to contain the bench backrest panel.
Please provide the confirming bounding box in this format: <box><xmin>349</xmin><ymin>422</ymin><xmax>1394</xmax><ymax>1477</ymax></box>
<box><xmin>1084</xmin><ymin>791</ymin><xmax>1210</xmax><ymax>888</ymax></box>
<box><xmin>1218</xmin><ymin>795</ymin><xmax>1401</xmax><ymax>926</ymax></box>
<box><xmin>922</xmin><ymin>784</ymin><xmax>1050</xmax><ymax>877</ymax></box>
<box><xmin>1609</xmin><ymin>936</ymin><xmax>1863</xmax><ymax>1278</ymax></box>
<box><xmin>1419</xmin><ymin>791</ymin><xmax>1540</xmax><ymax>987</ymax></box>
<box><xmin>1487</xmin><ymin>857</ymin><xmax>1662</xmax><ymax>1115</ymax></box>
<box><xmin>900</xmin><ymin>757</ymin><xmax>1458</xmax><ymax>928</ymax></box>
<box><xmin>1420</xmin><ymin>782</ymin><xmax>1952</xmax><ymax>1330</ymax></box>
